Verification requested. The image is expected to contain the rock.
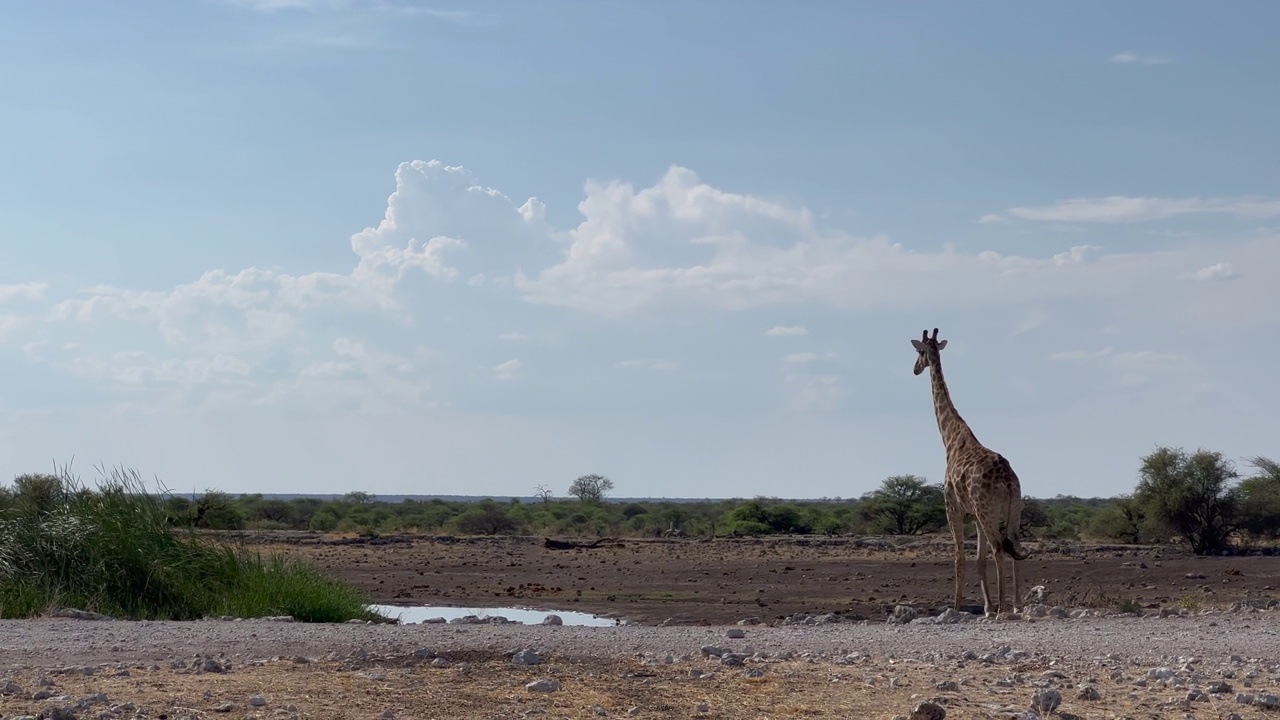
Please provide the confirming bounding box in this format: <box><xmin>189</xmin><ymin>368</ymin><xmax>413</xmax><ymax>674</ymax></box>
<box><xmin>1076</xmin><ymin>685</ymin><xmax>1102</xmax><ymax>701</ymax></box>
<box><xmin>1209</xmin><ymin>681</ymin><xmax>1233</xmax><ymax>694</ymax></box>
<box><xmin>737</xmin><ymin>617</ymin><xmax>761</xmax><ymax>625</ymax></box>
<box><xmin>1257</xmin><ymin>693</ymin><xmax>1280</xmax><ymax>709</ymax></box>
<box><xmin>1024</xmin><ymin>604</ymin><xmax>1050</xmax><ymax>618</ymax></box>
<box><xmin>889</xmin><ymin>605</ymin><xmax>918</xmax><ymax>624</ymax></box>
<box><xmin>213</xmin><ymin>703</ymin><xmax>233</xmax><ymax>713</ymax></box>
<box><xmin>1031</xmin><ymin>688</ymin><xmax>1062</xmax><ymax>713</ymax></box>
<box><xmin>695</xmin><ymin>703</ymin><xmax>710</xmax><ymax>713</ymax></box>
<box><xmin>201</xmin><ymin>658</ymin><xmax>226</xmax><ymax>673</ymax></box>
<box><xmin>700</xmin><ymin>645</ymin><xmax>727</xmax><ymax>658</ymax></box>
<box><xmin>591</xmin><ymin>706</ymin><xmax>606</xmax><ymax>717</ymax></box>
<box><xmin>249</xmin><ymin>696</ymin><xmax>267</xmax><ymax>707</ymax></box>
<box><xmin>909</xmin><ymin>701</ymin><xmax>946</xmax><ymax>720</ymax></box>
<box><xmin>513</xmin><ymin>649</ymin><xmax>542</xmax><ymax>666</ymax></box>
<box><xmin>726</xmin><ymin>628</ymin><xmax>746</xmax><ymax>639</ymax></box>
<box><xmin>1</xmin><ymin>679</ymin><xmax>23</xmax><ymax>695</ymax></box>
<box><xmin>526</xmin><ymin>679</ymin><xmax>561</xmax><ymax>693</ymax></box>
<box><xmin>541</xmin><ymin>615</ymin><xmax>563</xmax><ymax>626</ymax></box>
<box><xmin>934</xmin><ymin>680</ymin><xmax>959</xmax><ymax>692</ymax></box>
<box><xmin>431</xmin><ymin>657</ymin><xmax>450</xmax><ymax>668</ymax></box>
<box><xmin>934</xmin><ymin>608</ymin><xmax>974</xmax><ymax>624</ymax></box>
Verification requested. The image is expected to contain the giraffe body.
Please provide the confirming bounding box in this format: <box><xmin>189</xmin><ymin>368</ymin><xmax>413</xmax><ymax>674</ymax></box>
<box><xmin>911</xmin><ymin>328</ymin><xmax>1026</xmax><ymax>618</ymax></box>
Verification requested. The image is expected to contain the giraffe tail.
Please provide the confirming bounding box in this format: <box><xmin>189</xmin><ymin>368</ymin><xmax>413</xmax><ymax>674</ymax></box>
<box><xmin>1001</xmin><ymin>535</ymin><xmax>1027</xmax><ymax>561</ymax></box>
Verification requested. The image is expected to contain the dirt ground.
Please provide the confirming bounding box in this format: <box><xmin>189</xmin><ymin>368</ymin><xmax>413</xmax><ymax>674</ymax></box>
<box><xmin>3</xmin><ymin>533</ymin><xmax>1280</xmax><ymax>719</ymax></box>
<box><xmin>249</xmin><ymin>531</ymin><xmax>1280</xmax><ymax>625</ymax></box>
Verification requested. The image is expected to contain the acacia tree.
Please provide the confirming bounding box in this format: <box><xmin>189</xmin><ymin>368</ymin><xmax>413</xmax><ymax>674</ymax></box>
<box><xmin>1237</xmin><ymin>456</ymin><xmax>1280</xmax><ymax>540</ymax></box>
<box><xmin>860</xmin><ymin>475</ymin><xmax>946</xmax><ymax>535</ymax></box>
<box><xmin>1133</xmin><ymin>446</ymin><xmax>1239</xmax><ymax>555</ymax></box>
<box><xmin>568</xmin><ymin>474</ymin><xmax>614</xmax><ymax>503</ymax></box>
<box><xmin>533</xmin><ymin>484</ymin><xmax>555</xmax><ymax>505</ymax></box>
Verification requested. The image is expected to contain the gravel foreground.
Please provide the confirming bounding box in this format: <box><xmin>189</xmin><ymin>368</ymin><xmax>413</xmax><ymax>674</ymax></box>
<box><xmin>3</xmin><ymin>611</ymin><xmax>1280</xmax><ymax>719</ymax></box>
<box><xmin>2</xmin><ymin>611</ymin><xmax>1278</xmax><ymax>669</ymax></box>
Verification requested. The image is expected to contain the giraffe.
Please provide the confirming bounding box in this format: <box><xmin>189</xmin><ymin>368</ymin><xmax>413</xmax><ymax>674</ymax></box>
<box><xmin>911</xmin><ymin>327</ymin><xmax>1027</xmax><ymax>618</ymax></box>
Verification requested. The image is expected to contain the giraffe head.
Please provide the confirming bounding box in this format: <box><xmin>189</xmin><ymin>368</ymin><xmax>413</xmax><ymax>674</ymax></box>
<box><xmin>910</xmin><ymin>327</ymin><xmax>948</xmax><ymax>375</ymax></box>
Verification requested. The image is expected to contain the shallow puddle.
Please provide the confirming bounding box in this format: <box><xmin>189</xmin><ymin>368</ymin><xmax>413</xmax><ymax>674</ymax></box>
<box><xmin>368</xmin><ymin>603</ymin><xmax>618</xmax><ymax>626</ymax></box>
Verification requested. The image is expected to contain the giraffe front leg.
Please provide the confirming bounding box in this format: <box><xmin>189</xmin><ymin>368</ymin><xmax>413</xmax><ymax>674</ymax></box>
<box><xmin>946</xmin><ymin>502</ymin><xmax>966</xmax><ymax>610</ymax></box>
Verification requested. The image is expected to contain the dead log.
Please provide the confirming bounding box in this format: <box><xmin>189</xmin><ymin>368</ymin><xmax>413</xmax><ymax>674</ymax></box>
<box><xmin>542</xmin><ymin>537</ymin><xmax>623</xmax><ymax>550</ymax></box>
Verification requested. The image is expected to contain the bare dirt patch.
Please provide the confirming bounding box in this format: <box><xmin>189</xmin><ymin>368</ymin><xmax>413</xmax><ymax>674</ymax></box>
<box><xmin>246</xmin><ymin>531</ymin><xmax>1280</xmax><ymax>625</ymax></box>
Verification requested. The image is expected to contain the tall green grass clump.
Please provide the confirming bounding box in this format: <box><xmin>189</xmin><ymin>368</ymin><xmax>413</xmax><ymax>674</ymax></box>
<box><xmin>0</xmin><ymin>465</ymin><xmax>377</xmax><ymax>622</ymax></box>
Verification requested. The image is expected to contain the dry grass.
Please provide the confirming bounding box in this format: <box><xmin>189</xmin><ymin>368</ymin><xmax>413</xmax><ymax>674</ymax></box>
<box><xmin>0</xmin><ymin>651</ymin><xmax>1235</xmax><ymax>720</ymax></box>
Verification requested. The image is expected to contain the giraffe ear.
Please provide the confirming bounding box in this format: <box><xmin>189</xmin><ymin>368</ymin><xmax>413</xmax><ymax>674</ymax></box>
<box><xmin>911</xmin><ymin>340</ymin><xmax>925</xmax><ymax>351</ymax></box>
<box><xmin>936</xmin><ymin>339</ymin><xmax>948</xmax><ymax>350</ymax></box>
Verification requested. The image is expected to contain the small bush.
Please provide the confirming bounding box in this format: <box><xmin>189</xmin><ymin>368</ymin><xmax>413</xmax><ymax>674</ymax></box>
<box><xmin>721</xmin><ymin>520</ymin><xmax>772</xmax><ymax>537</ymax></box>
<box><xmin>1117</xmin><ymin>598</ymin><xmax>1143</xmax><ymax>615</ymax></box>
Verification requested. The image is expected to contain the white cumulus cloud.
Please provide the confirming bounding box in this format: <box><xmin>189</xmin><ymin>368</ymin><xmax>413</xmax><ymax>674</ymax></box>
<box><xmin>1182</xmin><ymin>262</ymin><xmax>1239</xmax><ymax>282</ymax></box>
<box><xmin>1002</xmin><ymin>196</ymin><xmax>1280</xmax><ymax>224</ymax></box>
<box><xmin>493</xmin><ymin>358</ymin><xmax>522</xmax><ymax>380</ymax></box>
<box><xmin>1108</xmin><ymin>51</ymin><xmax>1173</xmax><ymax>65</ymax></box>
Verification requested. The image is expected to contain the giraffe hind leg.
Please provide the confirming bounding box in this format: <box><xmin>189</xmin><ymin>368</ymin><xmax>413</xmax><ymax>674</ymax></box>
<box><xmin>975</xmin><ymin>529</ymin><xmax>994</xmax><ymax>617</ymax></box>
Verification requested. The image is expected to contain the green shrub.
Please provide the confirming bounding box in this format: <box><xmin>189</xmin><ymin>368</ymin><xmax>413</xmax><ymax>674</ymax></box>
<box><xmin>0</xmin><ymin>466</ymin><xmax>375</xmax><ymax>623</ymax></box>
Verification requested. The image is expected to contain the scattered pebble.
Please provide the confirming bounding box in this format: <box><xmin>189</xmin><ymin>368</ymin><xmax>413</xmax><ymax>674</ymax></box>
<box><xmin>525</xmin><ymin>679</ymin><xmax>561</xmax><ymax>693</ymax></box>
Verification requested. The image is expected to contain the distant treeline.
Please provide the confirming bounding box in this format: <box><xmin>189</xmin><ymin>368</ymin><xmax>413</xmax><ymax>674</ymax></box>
<box><xmin>4</xmin><ymin>446</ymin><xmax>1276</xmax><ymax>555</ymax></box>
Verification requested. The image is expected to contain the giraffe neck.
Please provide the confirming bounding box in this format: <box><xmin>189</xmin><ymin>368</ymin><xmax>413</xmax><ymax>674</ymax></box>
<box><xmin>929</xmin><ymin>358</ymin><xmax>980</xmax><ymax>457</ymax></box>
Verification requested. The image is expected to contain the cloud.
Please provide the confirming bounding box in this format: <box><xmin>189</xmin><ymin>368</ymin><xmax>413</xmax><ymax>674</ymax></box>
<box><xmin>614</xmin><ymin>358</ymin><xmax>677</xmax><ymax>371</ymax></box>
<box><xmin>1002</xmin><ymin>196</ymin><xmax>1280</xmax><ymax>224</ymax></box>
<box><xmin>219</xmin><ymin>0</ymin><xmax>489</xmax><ymax>20</ymax></box>
<box><xmin>1108</xmin><ymin>351</ymin><xmax>1201</xmax><ymax>388</ymax></box>
<box><xmin>493</xmin><ymin>358</ymin><xmax>522</xmax><ymax>381</ymax></box>
<box><xmin>23</xmin><ymin>159</ymin><xmax>547</xmax><ymax>411</ymax></box>
<box><xmin>0</xmin><ymin>283</ymin><xmax>48</xmax><ymax>304</ymax></box>
<box><xmin>515</xmin><ymin>166</ymin><xmax>1165</xmax><ymax>316</ymax></box>
<box><xmin>1181</xmin><ymin>262</ymin><xmax>1240</xmax><ymax>282</ymax></box>
<box><xmin>1049</xmin><ymin>347</ymin><xmax>1114</xmax><ymax>362</ymax></box>
<box><xmin>787</xmin><ymin>374</ymin><xmax>849</xmax><ymax>412</ymax></box>
<box><xmin>1011</xmin><ymin>308</ymin><xmax>1048</xmax><ymax>337</ymax></box>
<box><xmin>977</xmin><ymin>214</ymin><xmax>1007</xmax><ymax>224</ymax></box>
<box><xmin>1108</xmin><ymin>52</ymin><xmax>1173</xmax><ymax>65</ymax></box>
<box><xmin>1048</xmin><ymin>346</ymin><xmax>1206</xmax><ymax>393</ymax></box>
<box><xmin>6</xmin><ymin>158</ymin><xmax>1279</xmax><ymax>423</ymax></box>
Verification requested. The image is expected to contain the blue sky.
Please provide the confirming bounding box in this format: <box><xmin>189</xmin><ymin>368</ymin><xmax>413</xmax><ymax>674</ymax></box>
<box><xmin>0</xmin><ymin>1</ymin><xmax>1277</xmax><ymax>500</ymax></box>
